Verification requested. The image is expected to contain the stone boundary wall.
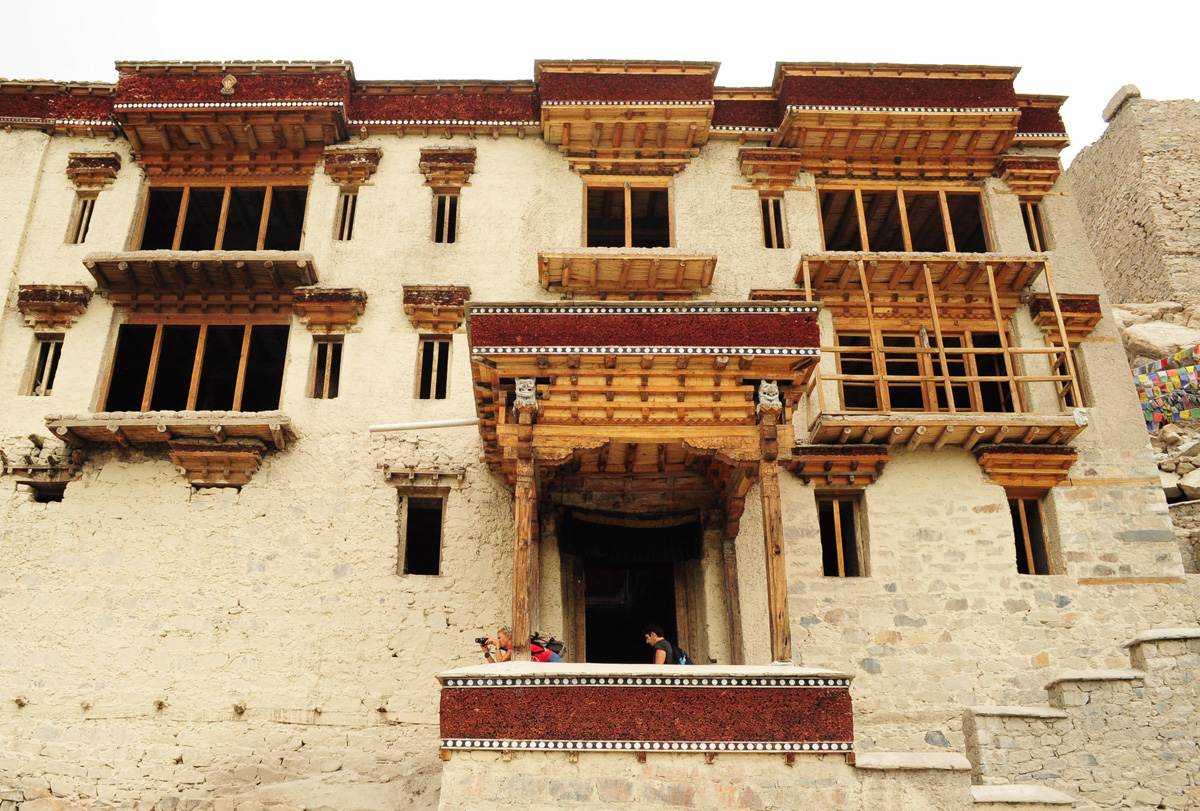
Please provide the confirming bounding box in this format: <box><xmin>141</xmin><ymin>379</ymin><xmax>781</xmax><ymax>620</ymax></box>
<box><xmin>1167</xmin><ymin>500</ymin><xmax>1200</xmax><ymax>573</ymax></box>
<box><xmin>1067</xmin><ymin>98</ymin><xmax>1200</xmax><ymax>318</ymax></box>
<box><xmin>965</xmin><ymin>631</ymin><xmax>1200</xmax><ymax>810</ymax></box>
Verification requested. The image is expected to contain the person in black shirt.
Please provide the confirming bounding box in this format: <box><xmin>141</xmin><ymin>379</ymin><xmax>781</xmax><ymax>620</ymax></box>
<box><xmin>642</xmin><ymin>624</ymin><xmax>675</xmax><ymax>665</ymax></box>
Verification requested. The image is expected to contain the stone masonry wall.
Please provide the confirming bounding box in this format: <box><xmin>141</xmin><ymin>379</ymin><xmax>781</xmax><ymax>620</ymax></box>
<box><xmin>1167</xmin><ymin>501</ymin><xmax>1200</xmax><ymax>574</ymax></box>
<box><xmin>1067</xmin><ymin>98</ymin><xmax>1200</xmax><ymax>319</ymax></box>
<box><xmin>965</xmin><ymin>633</ymin><xmax>1200</xmax><ymax>810</ymax></box>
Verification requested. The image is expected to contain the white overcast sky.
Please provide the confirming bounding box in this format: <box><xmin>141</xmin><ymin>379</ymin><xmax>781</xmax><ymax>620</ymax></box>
<box><xmin>3</xmin><ymin>2</ymin><xmax>1197</xmax><ymax>165</ymax></box>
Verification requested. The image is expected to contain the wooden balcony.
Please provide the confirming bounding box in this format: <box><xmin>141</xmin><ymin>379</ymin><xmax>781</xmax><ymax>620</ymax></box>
<box><xmin>538</xmin><ymin>252</ymin><xmax>715</xmax><ymax>300</ymax></box>
<box><xmin>799</xmin><ymin>342</ymin><xmax>1088</xmax><ymax>449</ymax></box>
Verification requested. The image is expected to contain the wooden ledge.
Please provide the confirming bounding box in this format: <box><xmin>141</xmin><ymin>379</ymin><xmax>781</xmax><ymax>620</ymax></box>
<box><xmin>799</xmin><ymin>254</ymin><xmax>1045</xmax><ymax>296</ymax></box>
<box><xmin>404</xmin><ymin>285</ymin><xmax>471</xmax><ymax>333</ymax></box>
<box><xmin>998</xmin><ymin>154</ymin><xmax>1062</xmax><ymax>200</ymax></box>
<box><xmin>806</xmin><ymin>412</ymin><xmax>1087</xmax><ymax>449</ymax></box>
<box><xmin>323</xmin><ymin>147</ymin><xmax>382</xmax><ymax>185</ymax></box>
<box><xmin>975</xmin><ymin>445</ymin><xmax>1077</xmax><ymax>490</ymax></box>
<box><xmin>538</xmin><ymin>252</ymin><xmax>716</xmax><ymax>298</ymax></box>
<box><xmin>787</xmin><ymin>445</ymin><xmax>889</xmax><ymax>488</ymax></box>
<box><xmin>3</xmin><ymin>446</ymin><xmax>86</xmax><ymax>500</ymax></box>
<box><xmin>84</xmin><ymin>252</ymin><xmax>318</xmax><ymax>294</ymax></box>
<box><xmin>66</xmin><ymin>153</ymin><xmax>121</xmax><ymax>189</ymax></box>
<box><xmin>379</xmin><ymin>464</ymin><xmax>467</xmax><ymax>486</ymax></box>
<box><xmin>1029</xmin><ymin>293</ymin><xmax>1101</xmax><ymax>341</ymax></box>
<box><xmin>418</xmin><ymin>147</ymin><xmax>476</xmax><ymax>188</ymax></box>
<box><xmin>292</xmin><ymin>287</ymin><xmax>367</xmax><ymax>333</ymax></box>
<box><xmin>45</xmin><ymin>412</ymin><xmax>295</xmax><ymax>452</ymax></box>
<box><xmin>17</xmin><ymin>285</ymin><xmax>92</xmax><ymax>329</ymax></box>
<box><xmin>169</xmin><ymin>439</ymin><xmax>265</xmax><ymax>487</ymax></box>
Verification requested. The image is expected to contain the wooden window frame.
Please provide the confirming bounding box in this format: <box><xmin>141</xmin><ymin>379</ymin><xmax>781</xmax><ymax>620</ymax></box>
<box><xmin>1022</xmin><ymin>201</ymin><xmax>1049</xmax><ymax>251</ymax></box>
<box><xmin>414</xmin><ymin>336</ymin><xmax>451</xmax><ymax>400</ymax></box>
<box><xmin>1009</xmin><ymin>492</ymin><xmax>1053</xmax><ymax>575</ymax></box>
<box><xmin>24</xmin><ymin>333</ymin><xmax>64</xmax><ymax>396</ymax></box>
<box><xmin>397</xmin><ymin>489</ymin><xmax>447</xmax><ymax>576</ymax></box>
<box><xmin>97</xmin><ymin>313</ymin><xmax>290</xmax><ymax>414</ymax></box>
<box><xmin>309</xmin><ymin>336</ymin><xmax>343</xmax><ymax>400</ymax></box>
<box><xmin>66</xmin><ymin>193</ymin><xmax>97</xmax><ymax>245</ymax></box>
<box><xmin>132</xmin><ymin>179</ymin><xmax>308</xmax><ymax>251</ymax></box>
<box><xmin>816</xmin><ymin>182</ymin><xmax>992</xmax><ymax>253</ymax></box>
<box><xmin>817</xmin><ymin>492</ymin><xmax>866</xmax><ymax>577</ymax></box>
<box><xmin>582</xmin><ymin>176</ymin><xmax>674</xmax><ymax>249</ymax></box>
<box><xmin>432</xmin><ymin>191</ymin><xmax>459</xmax><ymax>244</ymax></box>
<box><xmin>335</xmin><ymin>189</ymin><xmax>358</xmax><ymax>242</ymax></box>
<box><xmin>761</xmin><ymin>194</ymin><xmax>787</xmax><ymax>249</ymax></box>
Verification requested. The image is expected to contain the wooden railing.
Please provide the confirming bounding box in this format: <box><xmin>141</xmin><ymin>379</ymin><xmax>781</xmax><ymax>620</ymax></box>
<box><xmin>801</xmin><ymin>341</ymin><xmax>1080</xmax><ymax>430</ymax></box>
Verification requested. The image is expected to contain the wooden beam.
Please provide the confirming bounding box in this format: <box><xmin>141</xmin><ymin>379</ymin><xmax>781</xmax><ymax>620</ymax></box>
<box><xmin>721</xmin><ymin>531</ymin><xmax>746</xmax><ymax>666</ymax></box>
<box><xmin>758</xmin><ymin>410</ymin><xmax>791</xmax><ymax>664</ymax></box>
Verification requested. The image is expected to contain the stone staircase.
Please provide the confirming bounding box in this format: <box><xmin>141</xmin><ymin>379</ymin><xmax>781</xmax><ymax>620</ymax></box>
<box><xmin>964</xmin><ymin>629</ymin><xmax>1200</xmax><ymax>810</ymax></box>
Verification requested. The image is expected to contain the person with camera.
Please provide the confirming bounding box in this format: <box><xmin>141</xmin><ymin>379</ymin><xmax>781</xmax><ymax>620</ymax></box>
<box><xmin>478</xmin><ymin>625</ymin><xmax>512</xmax><ymax>663</ymax></box>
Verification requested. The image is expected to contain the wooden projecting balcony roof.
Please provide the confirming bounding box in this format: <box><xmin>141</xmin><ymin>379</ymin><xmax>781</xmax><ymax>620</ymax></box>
<box><xmin>84</xmin><ymin>252</ymin><xmax>318</xmax><ymax>293</ymax></box>
<box><xmin>806</xmin><ymin>412</ymin><xmax>1087</xmax><ymax>450</ymax></box>
<box><xmin>46</xmin><ymin>412</ymin><xmax>296</xmax><ymax>451</ymax></box>
<box><xmin>535</xmin><ymin>61</ymin><xmax>718</xmax><ymax>175</ymax></box>
<box><xmin>538</xmin><ymin>252</ymin><xmax>716</xmax><ymax>299</ymax></box>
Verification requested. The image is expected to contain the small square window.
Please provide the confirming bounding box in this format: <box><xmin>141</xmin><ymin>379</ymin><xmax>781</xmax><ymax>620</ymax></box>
<box><xmin>1010</xmin><ymin>495</ymin><xmax>1052</xmax><ymax>575</ymax></box>
<box><xmin>585</xmin><ymin>183</ymin><xmax>671</xmax><ymax>248</ymax></box>
<box><xmin>399</xmin><ymin>493</ymin><xmax>444</xmax><ymax>575</ymax></box>
<box><xmin>310</xmin><ymin>337</ymin><xmax>343</xmax><ymax>399</ymax></box>
<box><xmin>25</xmin><ymin>334</ymin><xmax>64</xmax><ymax>396</ymax></box>
<box><xmin>66</xmin><ymin>194</ymin><xmax>96</xmax><ymax>245</ymax></box>
<box><xmin>415</xmin><ymin>337</ymin><xmax>450</xmax><ymax>400</ymax></box>
<box><xmin>335</xmin><ymin>190</ymin><xmax>358</xmax><ymax>241</ymax></box>
<box><xmin>761</xmin><ymin>195</ymin><xmax>786</xmax><ymax>249</ymax></box>
<box><xmin>817</xmin><ymin>494</ymin><xmax>865</xmax><ymax>577</ymax></box>
<box><xmin>434</xmin><ymin>193</ymin><xmax>458</xmax><ymax>244</ymax></box>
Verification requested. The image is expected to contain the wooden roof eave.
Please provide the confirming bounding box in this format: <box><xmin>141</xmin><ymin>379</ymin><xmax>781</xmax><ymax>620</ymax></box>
<box><xmin>798</xmin><ymin>254</ymin><xmax>1047</xmax><ymax>297</ymax></box>
<box><xmin>46</xmin><ymin>413</ymin><xmax>297</xmax><ymax>452</ymax></box>
<box><xmin>83</xmin><ymin>251</ymin><xmax>319</xmax><ymax>293</ymax></box>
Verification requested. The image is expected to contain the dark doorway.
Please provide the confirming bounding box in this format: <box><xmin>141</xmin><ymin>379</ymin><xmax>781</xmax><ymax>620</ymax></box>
<box><xmin>584</xmin><ymin>560</ymin><xmax>677</xmax><ymax>664</ymax></box>
<box><xmin>560</xmin><ymin>514</ymin><xmax>701</xmax><ymax>664</ymax></box>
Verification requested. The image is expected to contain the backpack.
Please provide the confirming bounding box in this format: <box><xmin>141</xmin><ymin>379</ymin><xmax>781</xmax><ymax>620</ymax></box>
<box><xmin>674</xmin><ymin>645</ymin><xmax>694</xmax><ymax>665</ymax></box>
<box><xmin>531</xmin><ymin>632</ymin><xmax>567</xmax><ymax>662</ymax></box>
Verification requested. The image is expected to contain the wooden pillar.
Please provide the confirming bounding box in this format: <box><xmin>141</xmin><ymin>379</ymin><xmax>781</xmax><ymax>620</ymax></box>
<box><xmin>757</xmin><ymin>393</ymin><xmax>792</xmax><ymax>664</ymax></box>
<box><xmin>511</xmin><ymin>387</ymin><xmax>539</xmax><ymax>662</ymax></box>
<box><xmin>720</xmin><ymin>530</ymin><xmax>746</xmax><ymax>665</ymax></box>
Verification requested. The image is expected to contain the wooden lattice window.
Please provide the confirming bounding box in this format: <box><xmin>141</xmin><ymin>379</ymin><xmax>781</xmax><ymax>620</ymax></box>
<box><xmin>585</xmin><ymin>182</ymin><xmax>671</xmax><ymax>248</ymax></box>
<box><xmin>1022</xmin><ymin>202</ymin><xmax>1049</xmax><ymax>251</ymax></box>
<box><xmin>66</xmin><ymin>194</ymin><xmax>96</xmax><ymax>245</ymax></box>
<box><xmin>819</xmin><ymin>186</ymin><xmax>988</xmax><ymax>253</ymax></box>
<box><xmin>335</xmin><ymin>190</ymin><xmax>358</xmax><ymax>241</ymax></box>
<box><xmin>817</xmin><ymin>494</ymin><xmax>864</xmax><ymax>577</ymax></box>
<box><xmin>101</xmin><ymin>320</ymin><xmax>289</xmax><ymax>413</ymax></box>
<box><xmin>761</xmin><ymin>195</ymin><xmax>787</xmax><ymax>249</ymax></box>
<box><xmin>25</xmin><ymin>334</ymin><xmax>64</xmax><ymax>396</ymax></box>
<box><xmin>433</xmin><ymin>193</ymin><xmax>459</xmax><ymax>244</ymax></box>
<box><xmin>398</xmin><ymin>493</ymin><xmax>445</xmax><ymax>576</ymax></box>
<box><xmin>1010</xmin><ymin>495</ymin><xmax>1052</xmax><ymax>575</ymax></box>
<box><xmin>415</xmin><ymin>337</ymin><xmax>450</xmax><ymax>400</ymax></box>
<box><xmin>137</xmin><ymin>184</ymin><xmax>308</xmax><ymax>251</ymax></box>
<box><xmin>310</xmin><ymin>337</ymin><xmax>342</xmax><ymax>399</ymax></box>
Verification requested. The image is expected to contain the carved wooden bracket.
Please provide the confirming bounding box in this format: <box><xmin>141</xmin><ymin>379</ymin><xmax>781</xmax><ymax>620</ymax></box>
<box><xmin>378</xmin><ymin>463</ymin><xmax>466</xmax><ymax>486</ymax></box>
<box><xmin>1028</xmin><ymin>293</ymin><xmax>1102</xmax><ymax>343</ymax></box>
<box><xmin>2</xmin><ymin>442</ymin><xmax>86</xmax><ymax>501</ymax></box>
<box><xmin>787</xmin><ymin>445</ymin><xmax>890</xmax><ymax>488</ymax></box>
<box><xmin>403</xmin><ymin>285</ymin><xmax>470</xmax><ymax>333</ymax></box>
<box><xmin>168</xmin><ymin>439</ymin><xmax>265</xmax><ymax>487</ymax></box>
<box><xmin>418</xmin><ymin>147</ymin><xmax>476</xmax><ymax>188</ymax></box>
<box><xmin>738</xmin><ymin>148</ymin><xmax>806</xmax><ymax>190</ymax></box>
<box><xmin>292</xmin><ymin>287</ymin><xmax>367</xmax><ymax>334</ymax></box>
<box><xmin>323</xmin><ymin>147</ymin><xmax>382</xmax><ymax>185</ymax></box>
<box><xmin>17</xmin><ymin>285</ymin><xmax>92</xmax><ymax>329</ymax></box>
<box><xmin>975</xmin><ymin>445</ymin><xmax>1077</xmax><ymax>492</ymax></box>
<box><xmin>66</xmin><ymin>153</ymin><xmax>121</xmax><ymax>189</ymax></box>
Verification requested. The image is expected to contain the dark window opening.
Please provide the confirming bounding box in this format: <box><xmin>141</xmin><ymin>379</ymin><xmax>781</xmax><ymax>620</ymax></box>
<box><xmin>311</xmin><ymin>339</ymin><xmax>343</xmax><ymax>399</ymax></box>
<box><xmin>819</xmin><ymin>187</ymin><xmax>988</xmax><ymax>253</ymax></box>
<box><xmin>105</xmin><ymin>323</ymin><xmax>288</xmax><ymax>412</ymax></box>
<box><xmin>336</xmin><ymin>191</ymin><xmax>357</xmax><ymax>242</ymax></box>
<box><xmin>402</xmin><ymin>496</ymin><xmax>444</xmax><ymax>575</ymax></box>
<box><xmin>1010</xmin><ymin>496</ymin><xmax>1051</xmax><ymax>574</ymax></box>
<box><xmin>972</xmin><ymin>332</ymin><xmax>1016</xmax><ymax>413</ymax></box>
<box><xmin>932</xmin><ymin>335</ymin><xmax>972</xmax><ymax>412</ymax></box>
<box><xmin>761</xmin><ymin>196</ymin><xmax>786</xmax><ymax>249</ymax></box>
<box><xmin>68</xmin><ymin>195</ymin><xmax>95</xmax><ymax>245</ymax></box>
<box><xmin>837</xmin><ymin>334</ymin><xmax>878</xmax><ymax>410</ymax></box>
<box><xmin>27</xmin><ymin>335</ymin><xmax>64</xmax><ymax>397</ymax></box>
<box><xmin>148</xmin><ymin>326</ymin><xmax>200</xmax><ymax>410</ymax></box>
<box><xmin>882</xmin><ymin>334</ymin><xmax>924</xmax><ymax>410</ymax></box>
<box><xmin>1023</xmin><ymin>202</ymin><xmax>1049</xmax><ymax>251</ymax></box>
<box><xmin>818</xmin><ymin>495</ymin><xmax>862</xmax><ymax>577</ymax></box>
<box><xmin>629</xmin><ymin>188</ymin><xmax>670</xmax><ymax>247</ymax></box>
<box><xmin>586</xmin><ymin>187</ymin><xmax>626</xmax><ymax>247</ymax></box>
<box><xmin>434</xmin><ymin>193</ymin><xmax>458</xmax><ymax>244</ymax></box>
<box><xmin>586</xmin><ymin>185</ymin><xmax>671</xmax><ymax>248</ymax></box>
<box><xmin>417</xmin><ymin>338</ymin><xmax>450</xmax><ymax>400</ymax></box>
<box><xmin>140</xmin><ymin>189</ymin><xmax>184</xmax><ymax>250</ymax></box>
<box><xmin>138</xmin><ymin>185</ymin><xmax>306</xmax><ymax>251</ymax></box>
<box><xmin>29</xmin><ymin>483</ymin><xmax>66</xmax><ymax>503</ymax></box>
